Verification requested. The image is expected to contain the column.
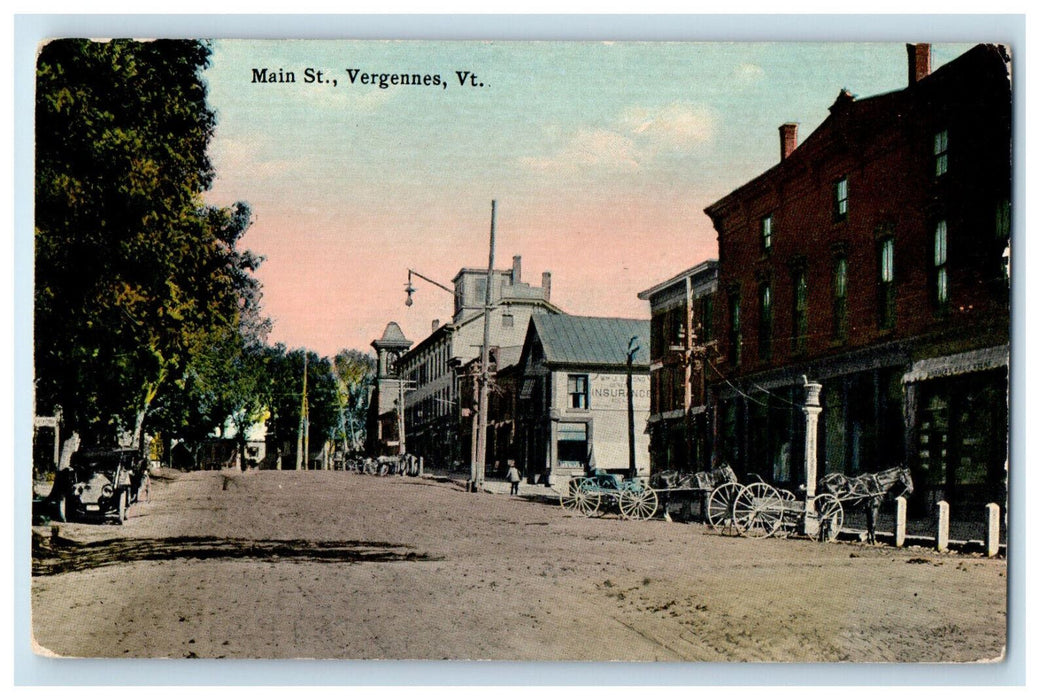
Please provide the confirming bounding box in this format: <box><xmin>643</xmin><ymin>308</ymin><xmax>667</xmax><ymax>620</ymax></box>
<box><xmin>802</xmin><ymin>378</ymin><xmax>823</xmax><ymax>537</ymax></box>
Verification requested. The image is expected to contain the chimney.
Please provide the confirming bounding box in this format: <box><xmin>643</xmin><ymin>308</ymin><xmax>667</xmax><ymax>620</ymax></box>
<box><xmin>541</xmin><ymin>272</ymin><xmax>552</xmax><ymax>300</ymax></box>
<box><xmin>432</xmin><ymin>319</ymin><xmax>440</xmax><ymax>333</ymax></box>
<box><xmin>907</xmin><ymin>43</ymin><xmax>931</xmax><ymax>86</ymax></box>
<box><xmin>512</xmin><ymin>255</ymin><xmax>522</xmax><ymax>284</ymax></box>
<box><xmin>779</xmin><ymin>123</ymin><xmax>798</xmax><ymax>161</ymax></box>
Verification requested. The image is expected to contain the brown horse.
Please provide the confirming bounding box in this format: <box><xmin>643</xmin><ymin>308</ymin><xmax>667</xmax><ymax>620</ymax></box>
<box><xmin>818</xmin><ymin>466</ymin><xmax>913</xmax><ymax>544</ymax></box>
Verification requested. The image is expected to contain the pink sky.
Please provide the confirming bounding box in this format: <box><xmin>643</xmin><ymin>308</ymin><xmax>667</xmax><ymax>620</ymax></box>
<box><xmin>201</xmin><ymin>41</ymin><xmax>972</xmax><ymax>357</ymax></box>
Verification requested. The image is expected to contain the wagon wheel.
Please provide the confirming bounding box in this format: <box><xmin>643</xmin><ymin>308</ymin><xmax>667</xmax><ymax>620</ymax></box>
<box><xmin>115</xmin><ymin>491</ymin><xmax>128</xmax><ymax>525</ymax></box>
<box><xmin>559</xmin><ymin>477</ymin><xmax>583</xmax><ymax>512</ymax></box>
<box><xmin>811</xmin><ymin>493</ymin><xmax>845</xmax><ymax>542</ymax></box>
<box><xmin>708</xmin><ymin>482</ymin><xmax>741</xmax><ymax>535</ymax></box>
<box><xmin>54</xmin><ymin>496</ymin><xmax>69</xmax><ymax>523</ymax></box>
<box><xmin>733</xmin><ymin>482</ymin><xmax>783</xmax><ymax>538</ymax></box>
<box><xmin>619</xmin><ymin>484</ymin><xmax>658</xmax><ymax>520</ymax></box>
<box><xmin>577</xmin><ymin>477</ymin><xmax>603</xmax><ymax>516</ymax></box>
<box><xmin>139</xmin><ymin>472</ymin><xmax>151</xmax><ymax>503</ymax></box>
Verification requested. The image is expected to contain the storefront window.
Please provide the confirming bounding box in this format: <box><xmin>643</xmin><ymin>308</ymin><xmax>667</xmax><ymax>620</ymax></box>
<box><xmin>557</xmin><ymin>422</ymin><xmax>589</xmax><ymax>467</ymax></box>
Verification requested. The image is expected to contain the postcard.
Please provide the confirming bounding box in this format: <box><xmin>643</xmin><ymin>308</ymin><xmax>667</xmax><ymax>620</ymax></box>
<box><xmin>29</xmin><ymin>37</ymin><xmax>1011</xmax><ymax>665</ymax></box>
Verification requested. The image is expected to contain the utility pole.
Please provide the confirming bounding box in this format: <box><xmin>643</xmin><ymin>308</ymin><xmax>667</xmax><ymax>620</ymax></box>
<box><xmin>471</xmin><ymin>200</ymin><xmax>497</xmax><ymax>492</ymax></box>
<box><xmin>626</xmin><ymin>335</ymin><xmax>640</xmax><ymax>480</ymax></box>
<box><xmin>397</xmin><ymin>377</ymin><xmax>407</xmax><ymax>457</ymax></box>
<box><xmin>296</xmin><ymin>353</ymin><xmax>309</xmax><ymax>470</ymax></box>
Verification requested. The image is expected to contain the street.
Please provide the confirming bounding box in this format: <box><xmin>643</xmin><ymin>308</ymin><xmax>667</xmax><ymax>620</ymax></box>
<box><xmin>31</xmin><ymin>469</ymin><xmax>1007</xmax><ymax>661</ymax></box>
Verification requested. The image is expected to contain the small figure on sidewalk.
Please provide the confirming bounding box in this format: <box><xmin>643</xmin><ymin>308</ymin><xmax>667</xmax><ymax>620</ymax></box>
<box><xmin>506</xmin><ymin>461</ymin><xmax>521</xmax><ymax>496</ymax></box>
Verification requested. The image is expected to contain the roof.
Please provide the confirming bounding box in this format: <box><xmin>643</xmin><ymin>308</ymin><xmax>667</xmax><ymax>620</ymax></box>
<box><xmin>531</xmin><ymin>315</ymin><xmax>650</xmax><ymax>367</ymax></box>
<box><xmin>637</xmin><ymin>259</ymin><xmax>719</xmax><ymax>301</ymax></box>
<box><xmin>372</xmin><ymin>321</ymin><xmax>412</xmax><ymax>348</ymax></box>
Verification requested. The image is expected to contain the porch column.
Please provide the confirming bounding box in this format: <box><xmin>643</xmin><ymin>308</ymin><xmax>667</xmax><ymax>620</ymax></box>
<box><xmin>802</xmin><ymin>378</ymin><xmax>823</xmax><ymax>537</ymax></box>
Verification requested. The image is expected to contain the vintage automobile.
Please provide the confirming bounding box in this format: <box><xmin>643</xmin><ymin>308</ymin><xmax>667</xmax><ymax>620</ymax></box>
<box><xmin>50</xmin><ymin>448</ymin><xmax>148</xmax><ymax>524</ymax></box>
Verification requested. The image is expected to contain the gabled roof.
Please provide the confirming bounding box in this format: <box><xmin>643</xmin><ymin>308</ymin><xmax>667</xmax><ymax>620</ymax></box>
<box><xmin>530</xmin><ymin>315</ymin><xmax>650</xmax><ymax>367</ymax></box>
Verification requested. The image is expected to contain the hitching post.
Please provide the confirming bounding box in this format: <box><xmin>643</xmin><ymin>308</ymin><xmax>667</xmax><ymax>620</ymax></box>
<box><xmin>801</xmin><ymin>377</ymin><xmax>823</xmax><ymax>537</ymax></box>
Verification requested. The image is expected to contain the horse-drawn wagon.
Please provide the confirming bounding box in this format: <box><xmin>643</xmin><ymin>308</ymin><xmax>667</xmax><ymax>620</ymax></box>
<box><xmin>559</xmin><ymin>471</ymin><xmax>660</xmax><ymax>520</ymax></box>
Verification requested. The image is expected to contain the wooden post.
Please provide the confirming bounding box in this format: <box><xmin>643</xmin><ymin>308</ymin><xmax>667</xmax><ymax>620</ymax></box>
<box><xmin>419</xmin><ymin>456</ymin><xmax>424</xmax><ymax>477</ymax></box>
<box><xmin>936</xmin><ymin>500</ymin><xmax>950</xmax><ymax>553</ymax></box>
<box><xmin>985</xmin><ymin>502</ymin><xmax>1001</xmax><ymax>557</ymax></box>
<box><xmin>895</xmin><ymin>496</ymin><xmax>907</xmax><ymax>548</ymax></box>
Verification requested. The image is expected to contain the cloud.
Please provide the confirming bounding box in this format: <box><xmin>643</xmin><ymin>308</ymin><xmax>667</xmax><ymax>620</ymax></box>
<box><xmin>620</xmin><ymin>102</ymin><xmax>716</xmax><ymax>148</ymax></box>
<box><xmin>520</xmin><ymin>102</ymin><xmax>716</xmax><ymax>175</ymax></box>
<box><xmin>732</xmin><ymin>62</ymin><xmax>766</xmax><ymax>86</ymax></box>
<box><xmin>520</xmin><ymin>127</ymin><xmax>641</xmax><ymax>173</ymax></box>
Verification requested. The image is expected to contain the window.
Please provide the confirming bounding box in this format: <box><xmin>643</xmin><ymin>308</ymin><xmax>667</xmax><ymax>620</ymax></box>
<box><xmin>474</xmin><ymin>278</ymin><xmax>487</xmax><ymax>304</ymax></box>
<box><xmin>557</xmin><ymin>422</ymin><xmax>589</xmax><ymax>466</ymax></box>
<box><xmin>728</xmin><ymin>293</ymin><xmax>742</xmax><ymax>366</ymax></box>
<box><xmin>833</xmin><ymin>177</ymin><xmax>848</xmax><ymax>220</ymax></box>
<box><xmin>878</xmin><ymin>238</ymin><xmax>896</xmax><ymax>329</ymax></box>
<box><xmin>501</xmin><ymin>313</ymin><xmax>514</xmax><ymax>329</ymax></box>
<box><xmin>760</xmin><ymin>215</ymin><xmax>773</xmax><ymax>252</ymax></box>
<box><xmin>934</xmin><ymin>130</ymin><xmax>949</xmax><ymax>177</ymax></box>
<box><xmin>832</xmin><ymin>256</ymin><xmax>848</xmax><ymax>340</ymax></box>
<box><xmin>792</xmin><ymin>270</ymin><xmax>808</xmax><ymax>353</ymax></box>
<box><xmin>699</xmin><ymin>294</ymin><xmax>715</xmax><ymax>343</ymax></box>
<box><xmin>758</xmin><ymin>283</ymin><xmax>772</xmax><ymax>361</ymax></box>
<box><xmin>568</xmin><ymin>374</ymin><xmax>589</xmax><ymax>410</ymax></box>
<box><xmin>934</xmin><ymin>220</ymin><xmax>948</xmax><ymax>308</ymax></box>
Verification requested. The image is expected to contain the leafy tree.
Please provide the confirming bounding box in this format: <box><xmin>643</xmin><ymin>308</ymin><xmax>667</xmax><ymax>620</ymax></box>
<box><xmin>259</xmin><ymin>346</ymin><xmax>340</xmax><ymax>468</ymax></box>
<box><xmin>34</xmin><ymin>39</ymin><xmax>265</xmax><ymax>449</ymax></box>
<box><xmin>332</xmin><ymin>349</ymin><xmax>377</xmax><ymax>453</ymax></box>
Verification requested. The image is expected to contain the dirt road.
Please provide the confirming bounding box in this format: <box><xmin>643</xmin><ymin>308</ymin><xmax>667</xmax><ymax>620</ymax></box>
<box><xmin>30</xmin><ymin>469</ymin><xmax>1008</xmax><ymax>661</ymax></box>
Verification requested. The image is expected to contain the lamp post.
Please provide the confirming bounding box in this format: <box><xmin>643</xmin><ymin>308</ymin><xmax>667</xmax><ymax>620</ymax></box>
<box><xmin>403</xmin><ymin>201</ymin><xmax>498</xmax><ymax>493</ymax></box>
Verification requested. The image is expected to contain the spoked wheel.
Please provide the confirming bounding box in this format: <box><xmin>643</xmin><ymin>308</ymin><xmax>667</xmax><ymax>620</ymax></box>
<box><xmin>115</xmin><ymin>491</ymin><xmax>128</xmax><ymax>525</ymax></box>
<box><xmin>811</xmin><ymin>493</ymin><xmax>844</xmax><ymax>542</ymax></box>
<box><xmin>733</xmin><ymin>482</ymin><xmax>783</xmax><ymax>538</ymax></box>
<box><xmin>708</xmin><ymin>482</ymin><xmax>741</xmax><ymax>535</ymax></box>
<box><xmin>619</xmin><ymin>485</ymin><xmax>659</xmax><ymax>520</ymax></box>
<box><xmin>574</xmin><ymin>480</ymin><xmax>602</xmax><ymax>517</ymax></box>
<box><xmin>559</xmin><ymin>477</ymin><xmax>583</xmax><ymax>512</ymax></box>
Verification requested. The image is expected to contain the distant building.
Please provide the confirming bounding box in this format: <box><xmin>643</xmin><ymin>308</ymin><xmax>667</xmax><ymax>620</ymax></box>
<box><xmin>367</xmin><ymin>321</ymin><xmax>412</xmax><ymax>456</ymax></box>
<box><xmin>637</xmin><ymin>259</ymin><xmax>719</xmax><ymax>474</ymax></box>
<box><xmin>394</xmin><ymin>256</ymin><xmax>561</xmax><ymax>469</ymax></box>
<box><xmin>515</xmin><ymin>314</ymin><xmax>651</xmax><ymax>484</ymax></box>
<box><xmin>703</xmin><ymin>43</ymin><xmax>1011</xmax><ymax>519</ymax></box>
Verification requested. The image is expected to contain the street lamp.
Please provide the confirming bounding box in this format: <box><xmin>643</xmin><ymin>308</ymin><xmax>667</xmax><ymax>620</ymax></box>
<box><xmin>404</xmin><ymin>269</ymin><xmax>454</xmax><ymax>307</ymax></box>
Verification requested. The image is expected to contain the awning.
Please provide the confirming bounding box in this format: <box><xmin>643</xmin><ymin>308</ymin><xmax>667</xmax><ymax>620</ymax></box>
<box><xmin>903</xmin><ymin>344</ymin><xmax>1009</xmax><ymax>383</ymax></box>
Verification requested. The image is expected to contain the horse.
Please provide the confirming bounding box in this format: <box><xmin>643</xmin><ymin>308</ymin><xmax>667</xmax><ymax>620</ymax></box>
<box><xmin>818</xmin><ymin>466</ymin><xmax>913</xmax><ymax>544</ymax></box>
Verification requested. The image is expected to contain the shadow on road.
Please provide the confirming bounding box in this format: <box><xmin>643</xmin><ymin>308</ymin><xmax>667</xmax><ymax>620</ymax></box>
<box><xmin>33</xmin><ymin>532</ymin><xmax>441</xmax><ymax>576</ymax></box>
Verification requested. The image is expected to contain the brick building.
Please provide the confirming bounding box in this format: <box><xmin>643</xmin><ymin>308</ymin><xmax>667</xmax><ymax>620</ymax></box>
<box><xmin>637</xmin><ymin>259</ymin><xmax>719</xmax><ymax>474</ymax></box>
<box><xmin>703</xmin><ymin>44</ymin><xmax>1011</xmax><ymax>519</ymax></box>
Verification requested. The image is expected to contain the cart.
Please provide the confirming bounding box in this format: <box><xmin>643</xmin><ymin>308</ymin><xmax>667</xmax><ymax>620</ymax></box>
<box><xmin>650</xmin><ymin>463</ymin><xmax>738</xmax><ymax>525</ymax></box>
<box><xmin>559</xmin><ymin>471</ymin><xmax>659</xmax><ymax>520</ymax></box>
<box><xmin>730</xmin><ymin>478</ymin><xmax>844</xmax><ymax>540</ymax></box>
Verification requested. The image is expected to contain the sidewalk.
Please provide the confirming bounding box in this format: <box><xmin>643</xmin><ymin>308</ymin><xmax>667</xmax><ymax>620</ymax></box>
<box><xmin>422</xmin><ymin>468</ymin><xmax>562</xmax><ymax>504</ymax></box>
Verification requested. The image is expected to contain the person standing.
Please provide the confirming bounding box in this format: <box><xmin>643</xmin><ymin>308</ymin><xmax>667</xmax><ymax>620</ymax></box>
<box><xmin>506</xmin><ymin>461</ymin><xmax>521</xmax><ymax>496</ymax></box>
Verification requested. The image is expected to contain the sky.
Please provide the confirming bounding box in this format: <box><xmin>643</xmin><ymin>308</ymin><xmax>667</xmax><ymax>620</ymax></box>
<box><xmin>201</xmin><ymin>40</ymin><xmax>974</xmax><ymax>357</ymax></box>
